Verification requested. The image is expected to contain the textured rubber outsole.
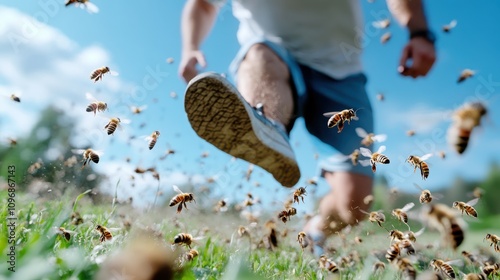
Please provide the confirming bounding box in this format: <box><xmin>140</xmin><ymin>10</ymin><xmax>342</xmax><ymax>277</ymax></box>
<box><xmin>184</xmin><ymin>73</ymin><xmax>300</xmax><ymax>187</ymax></box>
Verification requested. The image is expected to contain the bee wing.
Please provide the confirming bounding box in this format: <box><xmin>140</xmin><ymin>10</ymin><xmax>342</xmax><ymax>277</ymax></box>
<box><xmin>448</xmin><ymin>19</ymin><xmax>457</xmax><ymax>28</ymax></box>
<box><xmin>401</xmin><ymin>202</ymin><xmax>415</xmax><ymax>212</ymax></box>
<box><xmin>413</xmin><ymin>227</ymin><xmax>425</xmax><ymax>237</ymax></box>
<box><xmin>413</xmin><ymin>183</ymin><xmax>424</xmax><ymax>191</ymax></box>
<box><xmin>172</xmin><ymin>185</ymin><xmax>183</xmax><ymax>194</ymax></box>
<box><xmin>359</xmin><ymin>147</ymin><xmax>373</xmax><ymax>157</ymax></box>
<box><xmin>71</xmin><ymin>149</ymin><xmax>86</xmax><ymax>154</ymax></box>
<box><xmin>120</xmin><ymin>118</ymin><xmax>131</xmax><ymax>124</ymax></box>
<box><xmin>419</xmin><ymin>153</ymin><xmax>433</xmax><ymax>161</ymax></box>
<box><xmin>358</xmin><ymin>209</ymin><xmax>370</xmax><ymax>215</ymax></box>
<box><xmin>377</xmin><ymin>145</ymin><xmax>386</xmax><ymax>154</ymax></box>
<box><xmin>372</xmin><ymin>134</ymin><xmax>387</xmax><ymax>143</ymax></box>
<box><xmin>323</xmin><ymin>112</ymin><xmax>339</xmax><ymax>117</ymax></box>
<box><xmin>109</xmin><ymin>70</ymin><xmax>119</xmax><ymax>76</ymax></box>
<box><xmin>358</xmin><ymin>159</ymin><xmax>371</xmax><ymax>167</ymax></box>
<box><xmin>355</xmin><ymin>127</ymin><xmax>369</xmax><ymax>138</ymax></box>
<box><xmin>83</xmin><ymin>2</ymin><xmax>99</xmax><ymax>14</ymax></box>
<box><xmin>445</xmin><ymin>259</ymin><xmax>464</xmax><ymax>266</ymax></box>
<box><xmin>466</xmin><ymin>197</ymin><xmax>479</xmax><ymax>206</ymax></box>
<box><xmin>192</xmin><ymin>236</ymin><xmax>206</xmax><ymax>241</ymax></box>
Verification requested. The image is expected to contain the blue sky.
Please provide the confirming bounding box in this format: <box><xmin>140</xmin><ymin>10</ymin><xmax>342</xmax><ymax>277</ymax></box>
<box><xmin>0</xmin><ymin>0</ymin><xmax>499</xmax><ymax>211</ymax></box>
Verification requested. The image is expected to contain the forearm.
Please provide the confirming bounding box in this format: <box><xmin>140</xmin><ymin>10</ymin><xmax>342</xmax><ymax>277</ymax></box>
<box><xmin>181</xmin><ymin>0</ymin><xmax>218</xmax><ymax>51</ymax></box>
<box><xmin>386</xmin><ymin>0</ymin><xmax>428</xmax><ymax>32</ymax></box>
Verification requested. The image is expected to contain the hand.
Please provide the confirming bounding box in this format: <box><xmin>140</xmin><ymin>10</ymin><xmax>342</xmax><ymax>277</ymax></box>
<box><xmin>178</xmin><ymin>49</ymin><xmax>207</xmax><ymax>83</ymax></box>
<box><xmin>398</xmin><ymin>37</ymin><xmax>436</xmax><ymax>78</ymax></box>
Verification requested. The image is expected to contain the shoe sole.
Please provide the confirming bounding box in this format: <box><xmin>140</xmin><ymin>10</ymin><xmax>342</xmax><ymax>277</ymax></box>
<box><xmin>184</xmin><ymin>73</ymin><xmax>300</xmax><ymax>187</ymax></box>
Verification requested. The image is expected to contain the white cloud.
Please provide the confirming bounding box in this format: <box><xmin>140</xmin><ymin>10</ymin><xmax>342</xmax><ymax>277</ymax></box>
<box><xmin>0</xmin><ymin>5</ymin><xmax>131</xmax><ymax>143</ymax></box>
<box><xmin>384</xmin><ymin>104</ymin><xmax>453</xmax><ymax>134</ymax></box>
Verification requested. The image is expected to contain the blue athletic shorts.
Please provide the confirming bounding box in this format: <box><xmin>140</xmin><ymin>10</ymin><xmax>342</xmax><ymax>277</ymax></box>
<box><xmin>229</xmin><ymin>39</ymin><xmax>374</xmax><ymax>178</ymax></box>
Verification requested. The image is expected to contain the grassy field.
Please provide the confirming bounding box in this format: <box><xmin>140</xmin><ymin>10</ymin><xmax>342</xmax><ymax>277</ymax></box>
<box><xmin>1</xmin><ymin>189</ymin><xmax>499</xmax><ymax>280</ymax></box>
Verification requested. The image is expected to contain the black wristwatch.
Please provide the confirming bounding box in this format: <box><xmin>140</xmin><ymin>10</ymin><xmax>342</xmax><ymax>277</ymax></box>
<box><xmin>410</xmin><ymin>29</ymin><xmax>436</xmax><ymax>44</ymax></box>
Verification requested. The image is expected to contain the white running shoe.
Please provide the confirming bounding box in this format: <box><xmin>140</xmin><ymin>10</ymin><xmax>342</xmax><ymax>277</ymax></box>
<box><xmin>184</xmin><ymin>72</ymin><xmax>300</xmax><ymax>187</ymax></box>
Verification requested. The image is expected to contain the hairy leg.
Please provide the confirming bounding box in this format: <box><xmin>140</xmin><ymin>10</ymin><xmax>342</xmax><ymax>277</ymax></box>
<box><xmin>312</xmin><ymin>172</ymin><xmax>373</xmax><ymax>236</ymax></box>
<box><xmin>237</xmin><ymin>43</ymin><xmax>294</xmax><ymax>127</ymax></box>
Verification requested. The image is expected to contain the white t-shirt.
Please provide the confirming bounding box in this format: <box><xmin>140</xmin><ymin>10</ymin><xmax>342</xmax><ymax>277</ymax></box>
<box><xmin>211</xmin><ymin>0</ymin><xmax>364</xmax><ymax>79</ymax></box>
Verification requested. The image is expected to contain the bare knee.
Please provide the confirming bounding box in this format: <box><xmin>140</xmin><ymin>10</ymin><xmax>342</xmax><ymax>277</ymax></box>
<box><xmin>240</xmin><ymin>44</ymin><xmax>289</xmax><ymax>80</ymax></box>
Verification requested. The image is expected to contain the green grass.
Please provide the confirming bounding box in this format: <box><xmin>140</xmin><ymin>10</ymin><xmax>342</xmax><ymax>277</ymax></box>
<box><xmin>1</xmin><ymin>189</ymin><xmax>498</xmax><ymax>280</ymax></box>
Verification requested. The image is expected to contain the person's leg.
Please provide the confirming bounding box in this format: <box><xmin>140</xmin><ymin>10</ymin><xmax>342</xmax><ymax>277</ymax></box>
<box><xmin>237</xmin><ymin>43</ymin><xmax>295</xmax><ymax>128</ymax></box>
<box><xmin>318</xmin><ymin>172</ymin><xmax>372</xmax><ymax>235</ymax></box>
<box><xmin>299</xmin><ymin>67</ymin><xmax>374</xmax><ymax>251</ymax></box>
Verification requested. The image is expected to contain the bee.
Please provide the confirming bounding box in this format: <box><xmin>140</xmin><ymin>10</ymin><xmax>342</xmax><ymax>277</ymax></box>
<box><xmin>297</xmin><ymin>232</ymin><xmax>309</xmax><ymax>250</ymax></box>
<box><xmin>145</xmin><ymin>130</ymin><xmax>160</xmax><ymax>150</ymax></box>
<box><xmin>484</xmin><ymin>234</ymin><xmax>500</xmax><ymax>252</ymax></box>
<box><xmin>104</xmin><ymin>117</ymin><xmax>129</xmax><ymax>135</ymax></box>
<box><xmin>359</xmin><ymin>145</ymin><xmax>390</xmax><ymax>172</ymax></box>
<box><xmin>6</xmin><ymin>137</ymin><xmax>17</xmax><ymax>147</ymax></box>
<box><xmin>65</xmin><ymin>0</ymin><xmax>99</xmax><ymax>13</ymax></box>
<box><xmin>430</xmin><ymin>259</ymin><xmax>457</xmax><ymax>279</ymax></box>
<box><xmin>72</xmin><ymin>148</ymin><xmax>100</xmax><ymax>168</ymax></box>
<box><xmin>169</xmin><ymin>185</ymin><xmax>195</xmax><ymax>213</ymax></box>
<box><xmin>70</xmin><ymin>212</ymin><xmax>84</xmax><ymax>225</ymax></box>
<box><xmin>462</xmin><ymin>251</ymin><xmax>481</xmax><ymax>265</ymax></box>
<box><xmin>90</xmin><ymin>66</ymin><xmax>118</xmax><ymax>82</ymax></box>
<box><xmin>278</xmin><ymin>207</ymin><xmax>297</xmax><ymax>223</ymax></box>
<box><xmin>422</xmin><ymin>204</ymin><xmax>465</xmax><ymax>249</ymax></box>
<box><xmin>293</xmin><ymin>186</ymin><xmax>307</xmax><ymax>204</ymax></box>
<box><xmin>463</xmin><ymin>273</ymin><xmax>487</xmax><ymax>280</ymax></box>
<box><xmin>95</xmin><ymin>225</ymin><xmax>113</xmax><ymax>243</ymax></box>
<box><xmin>172</xmin><ymin>233</ymin><xmax>203</xmax><ymax>249</ymax></box>
<box><xmin>396</xmin><ymin>258</ymin><xmax>417</xmax><ymax>280</ymax></box>
<box><xmin>264</xmin><ymin>220</ymin><xmax>278</xmax><ymax>249</ymax></box>
<box><xmin>380</xmin><ymin>32</ymin><xmax>391</xmax><ymax>44</ymax></box>
<box><xmin>482</xmin><ymin>263</ymin><xmax>499</xmax><ymax>277</ymax></box>
<box><xmin>130</xmin><ymin>105</ymin><xmax>147</xmax><ymax>114</ymax></box>
<box><xmin>10</xmin><ymin>94</ymin><xmax>20</xmax><ymax>102</ymax></box>
<box><xmin>85</xmin><ymin>92</ymin><xmax>107</xmax><ymax>115</ymax></box>
<box><xmin>237</xmin><ymin>226</ymin><xmax>249</xmax><ymax>238</ymax></box>
<box><xmin>442</xmin><ymin>19</ymin><xmax>457</xmax><ymax>33</ymax></box>
<box><xmin>214</xmin><ymin>199</ymin><xmax>228</xmax><ymax>212</ymax></box>
<box><xmin>471</xmin><ymin>187</ymin><xmax>484</xmax><ymax>199</ymax></box>
<box><xmin>385</xmin><ymin>242</ymin><xmax>401</xmax><ymax>263</ymax></box>
<box><xmin>28</xmin><ymin>158</ymin><xmax>43</xmax><ymax>174</ymax></box>
<box><xmin>414</xmin><ymin>183</ymin><xmax>440</xmax><ymax>204</ymax></box>
<box><xmin>318</xmin><ymin>255</ymin><xmax>339</xmax><ymax>273</ymax></box>
<box><xmin>57</xmin><ymin>227</ymin><xmax>75</xmax><ymax>241</ymax></box>
<box><xmin>343</xmin><ymin>149</ymin><xmax>360</xmax><ymax>166</ymax></box>
<box><xmin>376</xmin><ymin>93</ymin><xmax>385</xmax><ymax>101</ymax></box>
<box><xmin>166</xmin><ymin>57</ymin><xmax>175</xmax><ymax>64</ymax></box>
<box><xmin>406</xmin><ymin>130</ymin><xmax>416</xmax><ymax>137</ymax></box>
<box><xmin>245</xmin><ymin>164</ymin><xmax>254</xmax><ymax>182</ymax></box>
<box><xmin>185</xmin><ymin>248</ymin><xmax>199</xmax><ymax>262</ymax></box>
<box><xmin>406</xmin><ymin>153</ymin><xmax>432</xmax><ymax>180</ymax></box>
<box><xmin>355</xmin><ymin>127</ymin><xmax>387</xmax><ymax>147</ymax></box>
<box><xmin>359</xmin><ymin>209</ymin><xmax>386</xmax><ymax>227</ymax></box>
<box><xmin>404</xmin><ymin>227</ymin><xmax>425</xmax><ymax>243</ymax></box>
<box><xmin>448</xmin><ymin>102</ymin><xmax>487</xmax><ymax>154</ymax></box>
<box><xmin>323</xmin><ymin>108</ymin><xmax>359</xmax><ymax>133</ymax></box>
<box><xmin>392</xmin><ymin>202</ymin><xmax>415</xmax><ymax>230</ymax></box>
<box><xmin>372</xmin><ymin>18</ymin><xmax>391</xmax><ymax>29</ymax></box>
<box><xmin>201</xmin><ymin>151</ymin><xmax>209</xmax><ymax>158</ymax></box>
<box><xmin>399</xmin><ymin>239</ymin><xmax>416</xmax><ymax>255</ymax></box>
<box><xmin>457</xmin><ymin>69</ymin><xmax>475</xmax><ymax>83</ymax></box>
<box><xmin>354</xmin><ymin>236</ymin><xmax>363</xmax><ymax>244</ymax></box>
<box><xmin>305</xmin><ymin>177</ymin><xmax>318</xmax><ymax>186</ymax></box>
<box><xmin>372</xmin><ymin>261</ymin><xmax>386</xmax><ymax>274</ymax></box>
<box><xmin>452</xmin><ymin>198</ymin><xmax>479</xmax><ymax>218</ymax></box>
<box><xmin>437</xmin><ymin>150</ymin><xmax>446</xmax><ymax>159</ymax></box>
<box><xmin>389</xmin><ymin>229</ymin><xmax>405</xmax><ymax>244</ymax></box>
